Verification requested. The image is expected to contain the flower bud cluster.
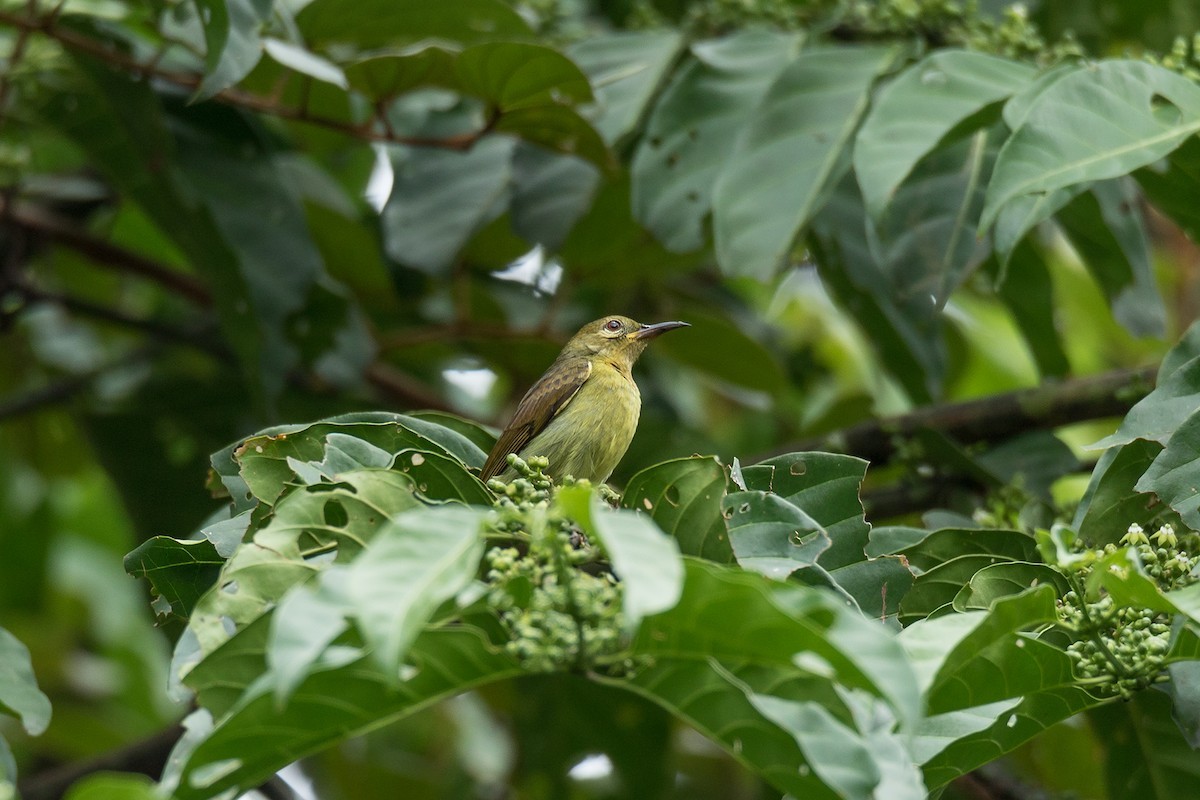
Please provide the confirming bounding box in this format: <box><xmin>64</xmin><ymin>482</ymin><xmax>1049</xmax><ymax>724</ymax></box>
<box><xmin>483</xmin><ymin>458</ymin><xmax>636</xmax><ymax>675</ymax></box>
<box><xmin>1057</xmin><ymin>523</ymin><xmax>1200</xmax><ymax>699</ymax></box>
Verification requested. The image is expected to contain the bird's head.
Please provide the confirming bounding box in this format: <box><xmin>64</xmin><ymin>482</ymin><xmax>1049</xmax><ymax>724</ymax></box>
<box><xmin>562</xmin><ymin>315</ymin><xmax>689</xmax><ymax>367</ymax></box>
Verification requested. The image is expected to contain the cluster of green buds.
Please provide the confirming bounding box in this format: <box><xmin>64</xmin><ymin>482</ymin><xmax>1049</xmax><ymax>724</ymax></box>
<box><xmin>482</xmin><ymin>455</ymin><xmax>634</xmax><ymax>674</ymax></box>
<box><xmin>1057</xmin><ymin>523</ymin><xmax>1200</xmax><ymax>699</ymax></box>
<box><xmin>1144</xmin><ymin>34</ymin><xmax>1200</xmax><ymax>81</ymax></box>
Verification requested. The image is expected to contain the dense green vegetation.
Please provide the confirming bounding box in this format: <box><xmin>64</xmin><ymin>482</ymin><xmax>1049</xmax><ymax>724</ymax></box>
<box><xmin>5</xmin><ymin>0</ymin><xmax>1200</xmax><ymax>797</ymax></box>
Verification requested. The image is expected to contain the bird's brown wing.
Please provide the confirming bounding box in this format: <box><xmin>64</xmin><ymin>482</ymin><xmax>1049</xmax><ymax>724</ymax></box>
<box><xmin>480</xmin><ymin>358</ymin><xmax>591</xmax><ymax>480</ymax></box>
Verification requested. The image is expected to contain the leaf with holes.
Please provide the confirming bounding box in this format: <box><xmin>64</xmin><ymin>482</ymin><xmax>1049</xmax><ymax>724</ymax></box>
<box><xmin>182</xmin><ymin>470</ymin><xmax>421</xmax><ymax>669</ymax></box>
<box><xmin>622</xmin><ymin>455</ymin><xmax>733</xmax><ymax>562</ymax></box>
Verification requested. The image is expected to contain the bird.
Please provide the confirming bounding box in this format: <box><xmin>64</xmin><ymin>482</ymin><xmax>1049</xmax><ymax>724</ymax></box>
<box><xmin>480</xmin><ymin>315</ymin><xmax>689</xmax><ymax>484</ymax></box>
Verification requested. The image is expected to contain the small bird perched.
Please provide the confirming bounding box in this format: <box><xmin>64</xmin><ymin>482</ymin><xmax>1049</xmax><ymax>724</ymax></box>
<box><xmin>480</xmin><ymin>315</ymin><xmax>689</xmax><ymax>484</ymax></box>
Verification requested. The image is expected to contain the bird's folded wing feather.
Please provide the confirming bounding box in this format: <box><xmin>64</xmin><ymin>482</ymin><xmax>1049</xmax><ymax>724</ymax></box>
<box><xmin>480</xmin><ymin>358</ymin><xmax>592</xmax><ymax>480</ymax></box>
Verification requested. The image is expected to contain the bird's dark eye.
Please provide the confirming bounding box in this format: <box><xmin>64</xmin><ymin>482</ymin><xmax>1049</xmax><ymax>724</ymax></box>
<box><xmin>604</xmin><ymin>319</ymin><xmax>622</xmax><ymax>332</ymax></box>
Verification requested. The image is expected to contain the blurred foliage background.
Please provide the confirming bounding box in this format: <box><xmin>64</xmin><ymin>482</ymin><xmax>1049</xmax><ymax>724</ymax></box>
<box><xmin>4</xmin><ymin>0</ymin><xmax>1200</xmax><ymax>797</ymax></box>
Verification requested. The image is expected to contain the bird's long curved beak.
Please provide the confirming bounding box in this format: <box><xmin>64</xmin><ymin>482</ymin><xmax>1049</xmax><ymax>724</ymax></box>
<box><xmin>633</xmin><ymin>320</ymin><xmax>690</xmax><ymax>340</ymax></box>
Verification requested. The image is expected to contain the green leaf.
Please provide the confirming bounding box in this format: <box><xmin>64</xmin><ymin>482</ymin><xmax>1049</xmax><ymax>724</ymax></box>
<box><xmin>899</xmin><ymin>555</ymin><xmax>1006</xmax><ymax>623</ymax></box>
<box><xmin>630</xmin><ymin>559</ymin><xmax>922</xmax><ymax>728</ymax></box>
<box><xmin>184</xmin><ymin>470</ymin><xmax>421</xmax><ymax>663</ymax></box>
<box><xmin>262</xmin><ymin>38</ymin><xmax>348</xmax><ymax>88</ymax></box>
<box><xmin>631</xmin><ymin>30</ymin><xmax>801</xmax><ymax>252</ymax></box>
<box><xmin>343</xmin><ymin>45</ymin><xmax>460</xmax><ymax>99</ymax></box>
<box><xmin>991</xmin><ymin>242</ymin><xmax>1071</xmax><ymax>377</ymax></box>
<box><xmin>871</xmin><ymin>527</ymin><xmax>1039</xmax><ymax>572</ymax></box>
<box><xmin>725</xmin><ymin>490</ymin><xmax>830</xmax><ymax>579</ymax></box>
<box><xmin>346</xmin><ymin>505</ymin><xmax>487</xmax><ymax>672</ymax></box>
<box><xmin>954</xmin><ymin>562</ymin><xmax>1070</xmax><ymax>611</ymax></box>
<box><xmin>232</xmin><ymin>412</ymin><xmax>487</xmax><ymax>505</ymax></box>
<box><xmin>558</xmin><ymin>486</ymin><xmax>684</xmax><ymax>632</ymax></box>
<box><xmin>164</xmin><ymin>627</ymin><xmax>524</xmax><ymax>800</ymax></box>
<box><xmin>1090</xmin><ymin>354</ymin><xmax>1200</xmax><ymax>452</ymax></box>
<box><xmin>919</xmin><ymin>687</ymin><xmax>1101</xmax><ymax>789</ymax></box>
<box><xmin>749</xmin><ymin>693</ymin><xmax>925</xmax><ymax>800</ymax></box>
<box><xmin>1137</xmin><ymin>135</ymin><xmax>1200</xmax><ymax>242</ymax></box>
<box><xmin>1056</xmin><ymin>180</ymin><xmax>1165</xmax><ymax>339</ymax></box>
<box><xmin>510</xmin><ymin>143</ymin><xmax>600</xmax><ymax>251</ymax></box>
<box><xmin>62</xmin><ymin>773</ymin><xmax>159</xmax><ymax>800</ymax></box>
<box><xmin>568</xmin><ymin>31</ymin><xmax>685</xmax><ymax>146</ymax></box>
<box><xmin>455</xmin><ymin>42</ymin><xmax>593</xmax><ymax>110</ymax></box>
<box><xmin>621</xmin><ymin>455</ymin><xmax>734</xmax><ymax>562</ymax></box>
<box><xmin>297</xmin><ymin>0</ymin><xmax>532</xmax><ymax>50</ymax></box>
<box><xmin>123</xmin><ymin>536</ymin><xmax>226</xmax><ymax>620</ymax></box>
<box><xmin>982</xmin><ymin>60</ymin><xmax>1200</xmax><ymax>231</ymax></box>
<box><xmin>407</xmin><ymin>411</ymin><xmax>498</xmax><ymax>453</ymax></box>
<box><xmin>811</xmin><ymin>172</ymin><xmax>949</xmax><ymax>402</ymax></box>
<box><xmin>1136</xmin><ymin>409</ymin><xmax>1200</xmax><ymax>530</ymax></box>
<box><xmin>900</xmin><ymin>586</ymin><xmax>1071</xmax><ymax>713</ymax></box>
<box><xmin>0</xmin><ymin>627</ymin><xmax>51</xmax><ymax>735</ymax></box>
<box><xmin>493</xmin><ymin>103</ymin><xmax>613</xmax><ymax>167</ymax></box>
<box><xmin>1091</xmin><ymin>689</ymin><xmax>1200</xmax><ymax>800</ymax></box>
<box><xmin>713</xmin><ymin>45</ymin><xmax>898</xmax><ymax>280</ymax></box>
<box><xmin>382</xmin><ymin>137</ymin><xmax>515</xmax><ymax>276</ymax></box>
<box><xmin>194</xmin><ymin>0</ymin><xmax>272</xmax><ymax>100</ymax></box>
<box><xmin>855</xmin><ymin>49</ymin><xmax>1035</xmax><ymax>218</ymax></box>
<box><xmin>266</xmin><ymin>579</ymin><xmax>349</xmax><ymax>704</ymax></box>
<box><xmin>1075</xmin><ymin>439</ymin><xmax>1165</xmax><ymax>544</ymax></box>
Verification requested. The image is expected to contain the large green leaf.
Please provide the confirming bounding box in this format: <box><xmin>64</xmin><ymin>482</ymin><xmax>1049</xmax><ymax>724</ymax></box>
<box><xmin>982</xmin><ymin>61</ymin><xmax>1200</xmax><ymax>230</ymax></box>
<box><xmin>855</xmin><ymin>50</ymin><xmax>1034</xmax><ymax>218</ymax></box>
<box><xmin>297</xmin><ymin>0</ymin><xmax>532</xmax><ymax>50</ymax></box>
<box><xmin>0</xmin><ymin>627</ymin><xmax>51</xmax><ymax>736</ymax></box>
<box><xmin>919</xmin><ymin>687</ymin><xmax>1101</xmax><ymax>789</ymax></box>
<box><xmin>382</xmin><ymin>137</ymin><xmax>515</xmax><ymax>276</ymax></box>
<box><xmin>510</xmin><ymin>143</ymin><xmax>600</xmax><ymax>251</ymax></box>
<box><xmin>229</xmin><ymin>412</ymin><xmax>487</xmax><ymax>506</ymax></box>
<box><xmin>598</xmin><ymin>559</ymin><xmax>921</xmax><ymax>798</ymax></box>
<box><xmin>631</xmin><ymin>30</ymin><xmax>801</xmax><ymax>252</ymax></box>
<box><xmin>62</xmin><ymin>773</ymin><xmax>159</xmax><ymax>800</ymax></box>
<box><xmin>194</xmin><ymin>0</ymin><xmax>273</xmax><ymax>99</ymax></box>
<box><xmin>621</xmin><ymin>455</ymin><xmax>734</xmax><ymax>563</ymax></box>
<box><xmin>1056</xmin><ymin>180</ymin><xmax>1165</xmax><ymax>338</ymax></box>
<box><xmin>343</xmin><ymin>505</ymin><xmax>487</xmax><ymax>672</ymax></box>
<box><xmin>1136</xmin><ymin>408</ymin><xmax>1200</xmax><ymax>530</ymax></box>
<box><xmin>1091</xmin><ymin>364</ymin><xmax>1200</xmax><ymax>450</ymax></box>
<box><xmin>1072</xmin><ymin>439</ymin><xmax>1165</xmax><ymax>544</ymax></box>
<box><xmin>811</xmin><ymin>171</ymin><xmax>950</xmax><ymax>402</ymax></box>
<box><xmin>749</xmin><ymin>692</ymin><xmax>925</xmax><ymax>800</ymax></box>
<box><xmin>568</xmin><ymin>31</ymin><xmax>685</xmax><ymax>146</ymax></box>
<box><xmin>163</xmin><ymin>627</ymin><xmax>524</xmax><ymax>800</ymax></box>
<box><xmin>183</xmin><ymin>470</ymin><xmax>422</xmax><ymax>665</ymax></box>
<box><xmin>900</xmin><ymin>586</ymin><xmax>1072</xmax><ymax>713</ymax></box>
<box><xmin>712</xmin><ymin>45</ymin><xmax>897</xmax><ymax>280</ymax></box>
<box><xmin>736</xmin><ymin>452</ymin><xmax>911</xmax><ymax>619</ymax></box>
<box><xmin>558</xmin><ymin>486</ymin><xmax>684</xmax><ymax>632</ymax></box>
<box><xmin>991</xmin><ymin>242</ymin><xmax>1071</xmax><ymax>377</ymax></box>
<box><xmin>1091</xmin><ymin>689</ymin><xmax>1200</xmax><ymax>800</ymax></box>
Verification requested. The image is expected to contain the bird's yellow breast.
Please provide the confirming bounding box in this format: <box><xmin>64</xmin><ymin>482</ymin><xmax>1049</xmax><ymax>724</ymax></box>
<box><xmin>516</xmin><ymin>358</ymin><xmax>640</xmax><ymax>483</ymax></box>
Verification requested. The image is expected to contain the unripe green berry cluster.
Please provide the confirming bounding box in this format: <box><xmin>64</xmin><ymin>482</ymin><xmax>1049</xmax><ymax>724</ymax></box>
<box><xmin>482</xmin><ymin>463</ymin><xmax>638</xmax><ymax>675</ymax></box>
<box><xmin>484</xmin><ymin>537</ymin><xmax>625</xmax><ymax>673</ymax></box>
<box><xmin>1057</xmin><ymin>523</ymin><xmax>1199</xmax><ymax>699</ymax></box>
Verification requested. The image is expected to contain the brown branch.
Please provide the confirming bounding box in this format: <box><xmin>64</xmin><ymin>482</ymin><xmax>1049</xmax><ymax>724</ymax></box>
<box><xmin>3</xmin><ymin>199</ymin><xmax>213</xmax><ymax>306</ymax></box>
<box><xmin>763</xmin><ymin>366</ymin><xmax>1157</xmax><ymax>465</ymax></box>
<box><xmin>0</xmin><ymin>9</ymin><xmax>496</xmax><ymax>151</ymax></box>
